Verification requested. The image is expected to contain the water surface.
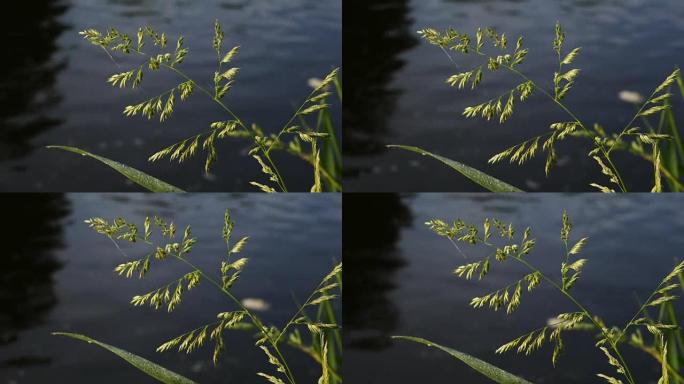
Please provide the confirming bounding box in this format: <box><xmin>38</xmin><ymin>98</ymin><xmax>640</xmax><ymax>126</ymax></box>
<box><xmin>0</xmin><ymin>193</ymin><xmax>341</xmax><ymax>383</ymax></box>
<box><xmin>1</xmin><ymin>1</ymin><xmax>341</xmax><ymax>191</ymax></box>
<box><xmin>344</xmin><ymin>0</ymin><xmax>684</xmax><ymax>191</ymax></box>
<box><xmin>345</xmin><ymin>193</ymin><xmax>684</xmax><ymax>383</ymax></box>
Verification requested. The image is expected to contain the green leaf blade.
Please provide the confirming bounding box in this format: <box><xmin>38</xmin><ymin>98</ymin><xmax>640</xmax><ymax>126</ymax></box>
<box><xmin>393</xmin><ymin>336</ymin><xmax>534</xmax><ymax>384</ymax></box>
<box><xmin>387</xmin><ymin>145</ymin><xmax>523</xmax><ymax>192</ymax></box>
<box><xmin>47</xmin><ymin>146</ymin><xmax>185</xmax><ymax>193</ymax></box>
<box><xmin>53</xmin><ymin>332</ymin><xmax>198</xmax><ymax>384</ymax></box>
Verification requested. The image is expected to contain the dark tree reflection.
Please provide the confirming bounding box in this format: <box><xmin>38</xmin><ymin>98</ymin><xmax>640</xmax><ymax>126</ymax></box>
<box><xmin>342</xmin><ymin>0</ymin><xmax>417</xmax><ymax>163</ymax></box>
<box><xmin>0</xmin><ymin>194</ymin><xmax>69</xmax><ymax>348</ymax></box>
<box><xmin>0</xmin><ymin>1</ymin><xmax>68</xmax><ymax>165</ymax></box>
<box><xmin>343</xmin><ymin>193</ymin><xmax>411</xmax><ymax>350</ymax></box>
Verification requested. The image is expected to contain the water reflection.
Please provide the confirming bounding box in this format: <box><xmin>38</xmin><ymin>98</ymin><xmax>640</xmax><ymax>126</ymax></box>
<box><xmin>0</xmin><ymin>194</ymin><xmax>68</xmax><ymax>371</ymax></box>
<box><xmin>342</xmin><ymin>0</ymin><xmax>417</xmax><ymax>164</ymax></box>
<box><xmin>0</xmin><ymin>2</ymin><xmax>68</xmax><ymax>166</ymax></box>
<box><xmin>343</xmin><ymin>193</ymin><xmax>411</xmax><ymax>350</ymax></box>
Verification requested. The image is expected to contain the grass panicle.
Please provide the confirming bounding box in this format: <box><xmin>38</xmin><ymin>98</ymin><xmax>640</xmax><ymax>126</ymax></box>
<box><xmin>396</xmin><ymin>23</ymin><xmax>684</xmax><ymax>192</ymax></box>
<box><xmin>406</xmin><ymin>212</ymin><xmax>684</xmax><ymax>383</ymax></box>
<box><xmin>54</xmin><ymin>22</ymin><xmax>341</xmax><ymax>192</ymax></box>
<box><xmin>65</xmin><ymin>209</ymin><xmax>342</xmax><ymax>384</ymax></box>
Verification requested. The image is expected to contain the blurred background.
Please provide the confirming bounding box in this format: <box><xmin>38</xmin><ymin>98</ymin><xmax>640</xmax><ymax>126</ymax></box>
<box><xmin>0</xmin><ymin>193</ymin><xmax>341</xmax><ymax>383</ymax></box>
<box><xmin>344</xmin><ymin>193</ymin><xmax>684</xmax><ymax>383</ymax></box>
<box><xmin>0</xmin><ymin>0</ymin><xmax>340</xmax><ymax>192</ymax></box>
<box><xmin>343</xmin><ymin>0</ymin><xmax>684</xmax><ymax>192</ymax></box>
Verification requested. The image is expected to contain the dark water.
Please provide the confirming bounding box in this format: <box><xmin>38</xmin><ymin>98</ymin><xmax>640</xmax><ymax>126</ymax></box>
<box><xmin>344</xmin><ymin>0</ymin><xmax>684</xmax><ymax>192</ymax></box>
<box><xmin>0</xmin><ymin>1</ymin><xmax>341</xmax><ymax>192</ymax></box>
<box><xmin>0</xmin><ymin>193</ymin><xmax>341</xmax><ymax>383</ymax></box>
<box><xmin>344</xmin><ymin>193</ymin><xmax>684</xmax><ymax>383</ymax></box>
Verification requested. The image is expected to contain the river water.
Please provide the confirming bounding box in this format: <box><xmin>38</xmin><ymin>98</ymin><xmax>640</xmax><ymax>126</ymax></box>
<box><xmin>345</xmin><ymin>193</ymin><xmax>684</xmax><ymax>383</ymax></box>
<box><xmin>0</xmin><ymin>1</ymin><xmax>341</xmax><ymax>191</ymax></box>
<box><xmin>0</xmin><ymin>193</ymin><xmax>341</xmax><ymax>383</ymax></box>
<box><xmin>344</xmin><ymin>0</ymin><xmax>684</xmax><ymax>192</ymax></box>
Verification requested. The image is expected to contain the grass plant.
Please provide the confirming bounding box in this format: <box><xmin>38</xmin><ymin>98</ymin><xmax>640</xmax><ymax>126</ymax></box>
<box><xmin>391</xmin><ymin>22</ymin><xmax>684</xmax><ymax>192</ymax></box>
<box><xmin>49</xmin><ymin>22</ymin><xmax>341</xmax><ymax>192</ymax></box>
<box><xmin>53</xmin><ymin>209</ymin><xmax>342</xmax><ymax>384</ymax></box>
<box><xmin>396</xmin><ymin>212</ymin><xmax>683</xmax><ymax>383</ymax></box>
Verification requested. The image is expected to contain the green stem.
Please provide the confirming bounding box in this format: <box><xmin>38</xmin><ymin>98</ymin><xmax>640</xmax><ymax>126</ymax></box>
<box><xmin>289</xmin><ymin>150</ymin><xmax>341</xmax><ymax>190</ymax></box>
<box><xmin>127</xmin><ymin>48</ymin><xmax>289</xmax><ymax>192</ymax></box>
<box><xmin>109</xmin><ymin>236</ymin><xmax>297</xmax><ymax>384</ymax></box>
<box><xmin>469</xmin><ymin>50</ymin><xmax>628</xmax><ymax>191</ymax></box>
<box><xmin>512</xmin><ymin>256</ymin><xmax>636</xmax><ymax>384</ymax></box>
<box><xmin>266</xmin><ymin>87</ymin><xmax>321</xmax><ymax>155</ymax></box>
<box><xmin>274</xmin><ymin>274</ymin><xmax>331</xmax><ymax>345</ymax></box>
<box><xmin>159</xmin><ymin>62</ymin><xmax>288</xmax><ymax>192</ymax></box>
<box><xmin>617</xmin><ymin>278</ymin><xmax>670</xmax><ymax>342</ymax></box>
<box><xmin>173</xmin><ymin>254</ymin><xmax>297</xmax><ymax>384</ymax></box>
<box><xmin>609</xmin><ymin>85</ymin><xmax>664</xmax><ymax>155</ymax></box>
<box><xmin>502</xmin><ymin>63</ymin><xmax>628</xmax><ymax>192</ymax></box>
<box><xmin>460</xmin><ymin>235</ymin><xmax>637</xmax><ymax>384</ymax></box>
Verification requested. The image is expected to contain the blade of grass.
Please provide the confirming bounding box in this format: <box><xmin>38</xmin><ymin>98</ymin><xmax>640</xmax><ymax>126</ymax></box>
<box><xmin>393</xmin><ymin>336</ymin><xmax>534</xmax><ymax>384</ymax></box>
<box><xmin>317</xmin><ymin>109</ymin><xmax>341</xmax><ymax>192</ymax></box>
<box><xmin>387</xmin><ymin>145</ymin><xmax>523</xmax><ymax>192</ymax></box>
<box><xmin>53</xmin><ymin>332</ymin><xmax>197</xmax><ymax>384</ymax></box>
<box><xmin>47</xmin><ymin>146</ymin><xmax>184</xmax><ymax>192</ymax></box>
<box><xmin>664</xmin><ymin>304</ymin><xmax>682</xmax><ymax>382</ymax></box>
<box><xmin>661</xmin><ymin>99</ymin><xmax>684</xmax><ymax>191</ymax></box>
<box><xmin>317</xmin><ymin>266</ymin><xmax>342</xmax><ymax>384</ymax></box>
<box><xmin>677</xmin><ymin>69</ymin><xmax>684</xmax><ymax>102</ymax></box>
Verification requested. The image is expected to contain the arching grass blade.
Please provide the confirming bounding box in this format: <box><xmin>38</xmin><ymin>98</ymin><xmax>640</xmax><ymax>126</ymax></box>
<box><xmin>393</xmin><ymin>336</ymin><xmax>534</xmax><ymax>384</ymax></box>
<box><xmin>47</xmin><ymin>146</ymin><xmax>184</xmax><ymax>192</ymax></box>
<box><xmin>388</xmin><ymin>145</ymin><xmax>523</xmax><ymax>192</ymax></box>
<box><xmin>53</xmin><ymin>332</ymin><xmax>198</xmax><ymax>384</ymax></box>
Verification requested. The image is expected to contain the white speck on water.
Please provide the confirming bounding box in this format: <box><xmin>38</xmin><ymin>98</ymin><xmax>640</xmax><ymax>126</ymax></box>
<box><xmin>241</xmin><ymin>298</ymin><xmax>271</xmax><ymax>311</ymax></box>
<box><xmin>618</xmin><ymin>90</ymin><xmax>645</xmax><ymax>104</ymax></box>
<box><xmin>191</xmin><ymin>361</ymin><xmax>208</xmax><ymax>373</ymax></box>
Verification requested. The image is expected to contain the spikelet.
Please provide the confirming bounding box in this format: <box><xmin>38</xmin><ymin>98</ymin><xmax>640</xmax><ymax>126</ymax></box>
<box><xmin>213</xmin><ymin>19</ymin><xmax>224</xmax><ymax>56</ymax></box>
<box><xmin>454</xmin><ymin>262</ymin><xmax>482</xmax><ymax>279</ymax></box>
<box><xmin>221</xmin><ymin>46</ymin><xmax>240</xmax><ymax>63</ymax></box>
<box><xmin>250</xmin><ymin>182</ymin><xmax>277</xmax><ymax>193</ymax></box>
<box><xmin>654</xmin><ymin>68</ymin><xmax>681</xmax><ymax>95</ymax></box>
<box><xmin>553</xmin><ymin>21</ymin><xmax>565</xmax><ymax>55</ymax></box>
<box><xmin>592</xmin><ymin>156</ymin><xmax>621</xmax><ymax>188</ymax></box>
<box><xmin>257</xmin><ymin>345</ymin><xmax>288</xmax><ymax>384</ymax></box>
<box><xmin>230</xmin><ymin>236</ymin><xmax>249</xmax><ymax>254</ymax></box>
<box><xmin>311</xmin><ymin>145</ymin><xmax>322</xmax><ymax>193</ymax></box>
<box><xmin>598</xmin><ymin>347</ymin><xmax>628</xmax><ymax>381</ymax></box>
<box><xmin>561</xmin><ymin>47</ymin><xmax>581</xmax><ymax>65</ymax></box>
<box><xmin>107</xmin><ymin>69</ymin><xmax>136</xmax><ymax>88</ymax></box>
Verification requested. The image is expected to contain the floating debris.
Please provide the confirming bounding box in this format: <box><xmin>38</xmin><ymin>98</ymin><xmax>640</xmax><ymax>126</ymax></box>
<box><xmin>618</xmin><ymin>90</ymin><xmax>644</xmax><ymax>104</ymax></box>
<box><xmin>241</xmin><ymin>297</ymin><xmax>271</xmax><ymax>311</ymax></box>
